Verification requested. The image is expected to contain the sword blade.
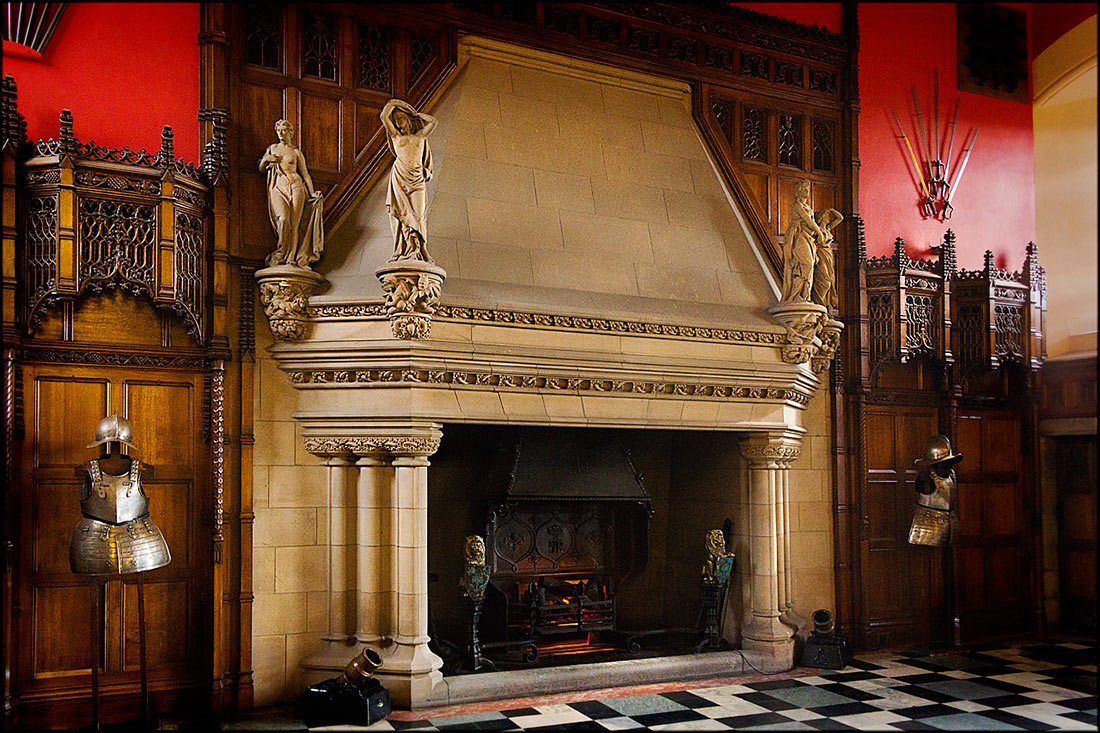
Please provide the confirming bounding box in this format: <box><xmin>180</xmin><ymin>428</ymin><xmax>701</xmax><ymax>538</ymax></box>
<box><xmin>946</xmin><ymin>127</ymin><xmax>979</xmax><ymax>204</ymax></box>
<box><xmin>894</xmin><ymin>108</ymin><xmax>930</xmax><ymax>197</ymax></box>
<box><xmin>934</xmin><ymin>69</ymin><xmax>941</xmax><ymax>162</ymax></box>
<box><xmin>912</xmin><ymin>84</ymin><xmax>933</xmax><ymax>165</ymax></box>
<box><xmin>944</xmin><ymin>97</ymin><xmax>960</xmax><ymax>173</ymax></box>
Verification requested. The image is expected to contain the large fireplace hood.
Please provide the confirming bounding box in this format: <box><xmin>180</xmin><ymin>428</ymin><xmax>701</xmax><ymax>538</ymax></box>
<box><xmin>492</xmin><ymin>428</ymin><xmax>650</xmax><ymax>502</ymax></box>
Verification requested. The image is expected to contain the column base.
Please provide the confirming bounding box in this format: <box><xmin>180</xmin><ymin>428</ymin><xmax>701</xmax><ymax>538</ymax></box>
<box><xmin>373</xmin><ymin>641</ymin><xmax>444</xmax><ymax>708</ymax></box>
<box><xmin>741</xmin><ymin>615</ymin><xmax>796</xmax><ymax>673</ymax></box>
<box><xmin>780</xmin><ymin>607</ymin><xmax>808</xmax><ymax>637</ymax></box>
<box><xmin>740</xmin><ymin>637</ymin><xmax>796</xmax><ymax>674</ymax></box>
<box><xmin>299</xmin><ymin>636</ymin><xmax>363</xmax><ymax>689</ymax></box>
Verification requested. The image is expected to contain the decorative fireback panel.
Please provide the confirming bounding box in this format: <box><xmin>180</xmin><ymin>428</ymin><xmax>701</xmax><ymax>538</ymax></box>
<box><xmin>489</xmin><ymin>503</ymin><xmax>610</xmax><ymax>578</ymax></box>
<box><xmin>20</xmin><ymin>109</ymin><xmax>211</xmax><ymax>342</ymax></box>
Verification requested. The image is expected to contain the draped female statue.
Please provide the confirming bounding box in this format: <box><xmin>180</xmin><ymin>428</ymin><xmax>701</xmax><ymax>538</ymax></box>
<box><xmin>780</xmin><ymin>179</ymin><xmax>825</xmax><ymax>303</ymax></box>
<box><xmin>380</xmin><ymin>99</ymin><xmax>438</xmax><ymax>263</ymax></box>
<box><xmin>811</xmin><ymin>208</ymin><xmax>844</xmax><ymax>311</ymax></box>
<box><xmin>259</xmin><ymin>119</ymin><xmax>324</xmax><ymax>268</ymax></box>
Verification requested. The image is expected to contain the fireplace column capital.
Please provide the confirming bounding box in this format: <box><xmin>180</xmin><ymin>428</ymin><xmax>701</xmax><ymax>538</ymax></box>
<box><xmin>738</xmin><ymin>432</ymin><xmax>803</xmax><ymax>467</ymax></box>
<box><xmin>304</xmin><ymin>434</ymin><xmax>442</xmax><ymax>459</ymax></box>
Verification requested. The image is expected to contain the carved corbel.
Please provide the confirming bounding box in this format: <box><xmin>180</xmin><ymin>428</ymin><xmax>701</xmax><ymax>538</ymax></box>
<box><xmin>254</xmin><ymin>265</ymin><xmax>325</xmax><ymax>342</ymax></box>
<box><xmin>374</xmin><ymin>261</ymin><xmax>446</xmax><ymax>340</ymax></box>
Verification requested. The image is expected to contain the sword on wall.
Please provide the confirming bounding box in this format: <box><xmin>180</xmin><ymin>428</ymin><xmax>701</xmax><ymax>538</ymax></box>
<box><xmin>930</xmin><ymin>70</ymin><xmax>947</xmax><ymax>208</ymax></box>
<box><xmin>894</xmin><ymin>108</ymin><xmax>936</xmax><ymax>217</ymax></box>
<box><xmin>911</xmin><ymin>85</ymin><xmax>938</xmax><ymax>213</ymax></box>
<box><xmin>943</xmin><ymin>127</ymin><xmax>978</xmax><ymax>220</ymax></box>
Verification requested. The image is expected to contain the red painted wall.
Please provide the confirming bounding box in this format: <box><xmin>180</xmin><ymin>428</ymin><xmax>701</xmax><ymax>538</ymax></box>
<box><xmin>1032</xmin><ymin>2</ymin><xmax>1097</xmax><ymax>57</ymax></box>
<box><xmin>2</xmin><ymin>3</ymin><xmax>201</xmax><ymax>162</ymax></box>
<box><xmin>734</xmin><ymin>3</ymin><xmax>1037</xmax><ymax>270</ymax></box>
<box><xmin>858</xmin><ymin>3</ymin><xmax>1034</xmax><ymax>269</ymax></box>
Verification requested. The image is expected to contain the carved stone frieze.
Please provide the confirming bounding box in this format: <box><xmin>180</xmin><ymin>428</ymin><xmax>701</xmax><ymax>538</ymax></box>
<box><xmin>309</xmin><ymin>301</ymin><xmax>787</xmax><ymax>345</ymax></box>
<box><xmin>284</xmin><ymin>366</ymin><xmax>812</xmax><ymax>405</ymax></box>
<box><xmin>255</xmin><ymin>265</ymin><xmax>326</xmax><ymax>342</ymax></box>
<box><xmin>374</xmin><ymin>260</ymin><xmax>446</xmax><ymax>340</ymax></box>
<box><xmin>304</xmin><ymin>435</ymin><xmax>442</xmax><ymax>457</ymax></box>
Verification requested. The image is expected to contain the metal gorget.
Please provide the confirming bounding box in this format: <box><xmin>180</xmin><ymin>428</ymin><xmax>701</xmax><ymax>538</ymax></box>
<box><xmin>70</xmin><ymin>458</ymin><xmax>171</xmax><ymax>575</ymax></box>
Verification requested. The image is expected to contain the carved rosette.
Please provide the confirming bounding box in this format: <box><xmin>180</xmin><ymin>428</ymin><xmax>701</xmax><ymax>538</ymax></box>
<box><xmin>374</xmin><ymin>260</ymin><xmax>446</xmax><ymax>339</ymax></box>
<box><xmin>767</xmin><ymin>302</ymin><xmax>843</xmax><ymax>371</ymax></box>
<box><xmin>254</xmin><ymin>265</ymin><xmax>325</xmax><ymax>342</ymax></box>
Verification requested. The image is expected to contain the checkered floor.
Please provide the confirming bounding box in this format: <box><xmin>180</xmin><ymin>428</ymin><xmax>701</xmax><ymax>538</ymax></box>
<box><xmin>356</xmin><ymin>641</ymin><xmax>1097</xmax><ymax>731</ymax></box>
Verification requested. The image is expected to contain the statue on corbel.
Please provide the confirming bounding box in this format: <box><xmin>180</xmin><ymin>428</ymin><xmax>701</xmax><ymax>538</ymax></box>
<box><xmin>254</xmin><ymin>118</ymin><xmax>326</xmax><ymax>342</ymax></box>
<box><xmin>374</xmin><ymin>98</ymin><xmax>446</xmax><ymax>340</ymax></box>
<box><xmin>768</xmin><ymin>180</ymin><xmax>845</xmax><ymax>371</ymax></box>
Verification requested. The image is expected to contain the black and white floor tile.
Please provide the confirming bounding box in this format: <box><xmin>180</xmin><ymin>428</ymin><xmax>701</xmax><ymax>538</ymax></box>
<box><xmin>230</xmin><ymin>640</ymin><xmax>1097</xmax><ymax>731</ymax></box>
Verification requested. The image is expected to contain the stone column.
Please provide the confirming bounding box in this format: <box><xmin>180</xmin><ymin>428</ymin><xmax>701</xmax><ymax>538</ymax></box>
<box><xmin>355</xmin><ymin>455</ymin><xmax>393</xmax><ymax>645</ymax></box>
<box><xmin>779</xmin><ymin>468</ymin><xmax>806</xmax><ymax>633</ymax></box>
<box><xmin>300</xmin><ymin>456</ymin><xmax>359</xmax><ymax>680</ymax></box>
<box><xmin>374</xmin><ymin>437</ymin><xmax>443</xmax><ymax>708</ymax></box>
<box><xmin>739</xmin><ymin>432</ymin><xmax>802</xmax><ymax>672</ymax></box>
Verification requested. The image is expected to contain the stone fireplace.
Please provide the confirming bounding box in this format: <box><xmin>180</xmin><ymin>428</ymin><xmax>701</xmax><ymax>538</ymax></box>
<box><xmin>250</xmin><ymin>36</ymin><xmax>836</xmax><ymax>709</ymax></box>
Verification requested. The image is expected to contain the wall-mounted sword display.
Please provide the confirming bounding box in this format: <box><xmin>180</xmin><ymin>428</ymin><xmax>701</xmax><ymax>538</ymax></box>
<box><xmin>895</xmin><ymin>70</ymin><xmax>977</xmax><ymax>220</ymax></box>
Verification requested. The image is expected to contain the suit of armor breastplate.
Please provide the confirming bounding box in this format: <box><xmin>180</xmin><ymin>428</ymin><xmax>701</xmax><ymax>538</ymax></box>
<box><xmin>70</xmin><ymin>458</ymin><xmax>171</xmax><ymax>575</ymax></box>
<box><xmin>908</xmin><ymin>469</ymin><xmax>958</xmax><ymax>546</ymax></box>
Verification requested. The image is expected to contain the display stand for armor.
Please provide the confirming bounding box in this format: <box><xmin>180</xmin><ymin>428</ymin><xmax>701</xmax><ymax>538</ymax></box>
<box><xmin>69</xmin><ymin>415</ymin><xmax>170</xmax><ymax>730</ymax></box>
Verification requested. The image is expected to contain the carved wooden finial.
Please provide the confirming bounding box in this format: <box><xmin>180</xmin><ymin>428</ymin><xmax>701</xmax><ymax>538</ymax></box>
<box><xmin>1024</xmin><ymin>241</ymin><xmax>1042</xmax><ymax>289</ymax></box>
<box><xmin>940</xmin><ymin>229</ymin><xmax>957</xmax><ymax>277</ymax></box>
<box><xmin>160</xmin><ymin>125</ymin><xmax>174</xmax><ymax>164</ymax></box>
<box><xmin>1</xmin><ymin>74</ymin><xmax>28</xmax><ymax>149</ymax></box>
<box><xmin>59</xmin><ymin>108</ymin><xmax>75</xmax><ymax>154</ymax></box>
<box><xmin>199</xmin><ymin>107</ymin><xmax>230</xmax><ymax>183</ymax></box>
<box><xmin>982</xmin><ymin>249</ymin><xmax>995</xmax><ymax>274</ymax></box>
<box><xmin>893</xmin><ymin>237</ymin><xmax>906</xmax><ymax>268</ymax></box>
<box><xmin>854</xmin><ymin>214</ymin><xmax>866</xmax><ymax>266</ymax></box>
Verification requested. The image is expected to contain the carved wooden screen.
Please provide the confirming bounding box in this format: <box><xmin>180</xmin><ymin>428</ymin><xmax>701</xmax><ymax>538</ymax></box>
<box><xmin>16</xmin><ymin>363</ymin><xmax>210</xmax><ymax>727</ymax></box>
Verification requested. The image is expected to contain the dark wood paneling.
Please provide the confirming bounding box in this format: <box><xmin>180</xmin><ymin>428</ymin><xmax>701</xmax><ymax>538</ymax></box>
<box><xmin>1055</xmin><ymin>436</ymin><xmax>1097</xmax><ymax>634</ymax></box>
<box><xmin>954</xmin><ymin>409</ymin><xmax>1039</xmax><ymax>642</ymax></box>
<box><xmin>859</xmin><ymin>405</ymin><xmax>947</xmax><ymax>650</ymax></box>
<box><xmin>17</xmin><ymin>363</ymin><xmax>209</xmax><ymax>725</ymax></box>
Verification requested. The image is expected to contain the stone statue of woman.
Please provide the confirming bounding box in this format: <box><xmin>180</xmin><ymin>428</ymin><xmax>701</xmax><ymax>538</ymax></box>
<box><xmin>380</xmin><ymin>98</ymin><xmax>438</xmax><ymax>263</ymax></box>
<box><xmin>811</xmin><ymin>208</ymin><xmax>844</xmax><ymax>311</ymax></box>
<box><xmin>259</xmin><ymin>119</ymin><xmax>324</xmax><ymax>268</ymax></box>
<box><xmin>780</xmin><ymin>180</ymin><xmax>825</xmax><ymax>303</ymax></box>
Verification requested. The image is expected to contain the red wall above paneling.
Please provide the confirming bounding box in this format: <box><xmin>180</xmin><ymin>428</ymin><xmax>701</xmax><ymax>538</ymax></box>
<box><xmin>858</xmin><ymin>3</ymin><xmax>1035</xmax><ymax>269</ymax></box>
<box><xmin>2</xmin><ymin>2</ymin><xmax>201</xmax><ymax>162</ymax></box>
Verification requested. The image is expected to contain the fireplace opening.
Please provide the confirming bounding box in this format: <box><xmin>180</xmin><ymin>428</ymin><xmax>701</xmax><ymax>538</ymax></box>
<box><xmin>427</xmin><ymin>424</ymin><xmax>746</xmax><ymax>673</ymax></box>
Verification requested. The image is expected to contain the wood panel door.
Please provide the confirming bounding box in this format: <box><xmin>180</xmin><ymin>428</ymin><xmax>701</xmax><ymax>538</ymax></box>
<box><xmin>954</xmin><ymin>410</ymin><xmax>1041</xmax><ymax>642</ymax></box>
<box><xmin>860</xmin><ymin>405</ymin><xmax>950</xmax><ymax>650</ymax></box>
<box><xmin>1055</xmin><ymin>436</ymin><xmax>1097</xmax><ymax>635</ymax></box>
<box><xmin>16</xmin><ymin>364</ymin><xmax>210</xmax><ymax>726</ymax></box>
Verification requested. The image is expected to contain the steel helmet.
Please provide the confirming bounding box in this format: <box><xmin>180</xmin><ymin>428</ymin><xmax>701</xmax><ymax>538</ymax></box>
<box><xmin>913</xmin><ymin>434</ymin><xmax>961</xmax><ymax>468</ymax></box>
<box><xmin>85</xmin><ymin>413</ymin><xmax>138</xmax><ymax>451</ymax></box>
